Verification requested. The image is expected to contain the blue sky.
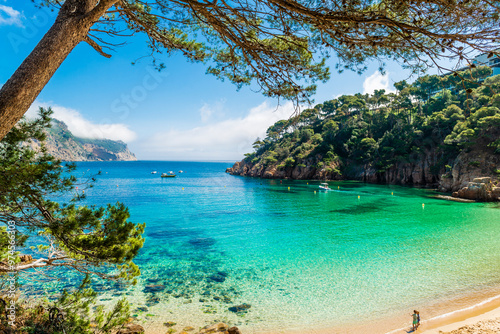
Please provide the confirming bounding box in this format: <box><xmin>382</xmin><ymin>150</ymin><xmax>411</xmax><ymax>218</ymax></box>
<box><xmin>0</xmin><ymin>1</ymin><xmax>439</xmax><ymax>161</ymax></box>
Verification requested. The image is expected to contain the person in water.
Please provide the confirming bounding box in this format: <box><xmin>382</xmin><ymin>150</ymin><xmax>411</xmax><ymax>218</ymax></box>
<box><xmin>411</xmin><ymin>310</ymin><xmax>419</xmax><ymax>331</ymax></box>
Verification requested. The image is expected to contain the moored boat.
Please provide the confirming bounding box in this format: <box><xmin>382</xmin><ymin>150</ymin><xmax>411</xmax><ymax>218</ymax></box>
<box><xmin>319</xmin><ymin>182</ymin><xmax>331</xmax><ymax>191</ymax></box>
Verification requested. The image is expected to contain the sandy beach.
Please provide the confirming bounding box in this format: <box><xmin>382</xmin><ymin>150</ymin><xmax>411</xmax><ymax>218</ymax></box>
<box><xmin>387</xmin><ymin>291</ymin><xmax>500</xmax><ymax>334</ymax></box>
<box><xmin>139</xmin><ymin>291</ymin><xmax>500</xmax><ymax>334</ymax></box>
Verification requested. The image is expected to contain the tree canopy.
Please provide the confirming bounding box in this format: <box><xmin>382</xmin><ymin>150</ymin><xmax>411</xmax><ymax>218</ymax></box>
<box><xmin>245</xmin><ymin>66</ymin><xmax>500</xmax><ymax>180</ymax></box>
<box><xmin>1</xmin><ymin>0</ymin><xmax>500</xmax><ymax>139</ymax></box>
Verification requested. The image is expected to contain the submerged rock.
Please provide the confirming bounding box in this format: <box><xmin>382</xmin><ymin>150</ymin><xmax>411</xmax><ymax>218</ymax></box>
<box><xmin>188</xmin><ymin>237</ymin><xmax>217</xmax><ymax>248</ymax></box>
<box><xmin>228</xmin><ymin>327</ymin><xmax>242</xmax><ymax>334</ymax></box>
<box><xmin>116</xmin><ymin>324</ymin><xmax>145</xmax><ymax>334</ymax></box>
<box><xmin>145</xmin><ymin>296</ymin><xmax>161</xmax><ymax>306</ymax></box>
<box><xmin>209</xmin><ymin>274</ymin><xmax>226</xmax><ymax>283</ymax></box>
<box><xmin>228</xmin><ymin>304</ymin><xmax>251</xmax><ymax>313</ymax></box>
<box><xmin>164</xmin><ymin>321</ymin><xmax>177</xmax><ymax>327</ymax></box>
<box><xmin>199</xmin><ymin>322</ymin><xmax>228</xmax><ymax>334</ymax></box>
<box><xmin>143</xmin><ymin>284</ymin><xmax>165</xmax><ymax>293</ymax></box>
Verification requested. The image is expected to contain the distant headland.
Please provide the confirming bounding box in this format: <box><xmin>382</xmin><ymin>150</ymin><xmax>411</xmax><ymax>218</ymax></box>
<box><xmin>24</xmin><ymin>118</ymin><xmax>137</xmax><ymax>161</ymax></box>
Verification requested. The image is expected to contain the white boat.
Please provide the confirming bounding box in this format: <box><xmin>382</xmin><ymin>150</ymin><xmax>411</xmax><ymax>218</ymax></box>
<box><xmin>151</xmin><ymin>171</ymin><xmax>157</xmax><ymax>174</ymax></box>
<box><xmin>319</xmin><ymin>182</ymin><xmax>331</xmax><ymax>191</ymax></box>
<box><xmin>178</xmin><ymin>170</ymin><xmax>184</xmax><ymax>173</ymax></box>
<box><xmin>161</xmin><ymin>172</ymin><xmax>176</xmax><ymax>178</ymax></box>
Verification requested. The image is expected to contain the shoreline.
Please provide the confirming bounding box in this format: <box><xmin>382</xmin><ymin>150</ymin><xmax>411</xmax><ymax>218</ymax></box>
<box><xmin>139</xmin><ymin>287</ymin><xmax>500</xmax><ymax>334</ymax></box>
<box><xmin>389</xmin><ymin>293</ymin><xmax>500</xmax><ymax>334</ymax></box>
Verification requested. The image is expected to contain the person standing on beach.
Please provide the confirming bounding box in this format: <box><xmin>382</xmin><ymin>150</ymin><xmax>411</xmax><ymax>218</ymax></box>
<box><xmin>416</xmin><ymin>311</ymin><xmax>421</xmax><ymax>329</ymax></box>
<box><xmin>411</xmin><ymin>310</ymin><xmax>419</xmax><ymax>331</ymax></box>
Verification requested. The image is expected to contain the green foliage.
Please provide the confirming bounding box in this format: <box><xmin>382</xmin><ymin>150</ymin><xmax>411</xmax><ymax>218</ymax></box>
<box><xmin>246</xmin><ymin>72</ymin><xmax>500</xmax><ymax>177</ymax></box>
<box><xmin>300</xmin><ymin>128</ymin><xmax>314</xmax><ymax>142</ymax></box>
<box><xmin>0</xmin><ymin>108</ymin><xmax>145</xmax><ymax>283</ymax></box>
<box><xmin>24</xmin><ymin>0</ymin><xmax>500</xmax><ymax>108</ymax></box>
<box><xmin>284</xmin><ymin>157</ymin><xmax>295</xmax><ymax>167</ymax></box>
<box><xmin>1</xmin><ymin>275</ymin><xmax>131</xmax><ymax>333</ymax></box>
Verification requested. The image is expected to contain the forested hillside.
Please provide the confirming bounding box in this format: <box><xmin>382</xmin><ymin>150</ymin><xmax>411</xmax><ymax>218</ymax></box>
<box><xmin>228</xmin><ymin>66</ymin><xmax>500</xmax><ymax>199</ymax></box>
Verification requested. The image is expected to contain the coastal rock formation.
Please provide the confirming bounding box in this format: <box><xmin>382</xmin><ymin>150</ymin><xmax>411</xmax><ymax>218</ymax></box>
<box><xmin>24</xmin><ymin>119</ymin><xmax>136</xmax><ymax>161</ymax></box>
<box><xmin>227</xmin><ymin>143</ymin><xmax>500</xmax><ymax>202</ymax></box>
<box><xmin>451</xmin><ymin>177</ymin><xmax>500</xmax><ymax>201</ymax></box>
<box><xmin>346</xmin><ymin>148</ymin><xmax>443</xmax><ymax>187</ymax></box>
<box><xmin>438</xmin><ymin>143</ymin><xmax>500</xmax><ymax>193</ymax></box>
<box><xmin>226</xmin><ymin>158</ymin><xmax>342</xmax><ymax>181</ymax></box>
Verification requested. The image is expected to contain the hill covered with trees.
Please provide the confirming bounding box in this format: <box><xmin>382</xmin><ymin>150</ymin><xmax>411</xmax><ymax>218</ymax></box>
<box><xmin>228</xmin><ymin>66</ymin><xmax>500</xmax><ymax>199</ymax></box>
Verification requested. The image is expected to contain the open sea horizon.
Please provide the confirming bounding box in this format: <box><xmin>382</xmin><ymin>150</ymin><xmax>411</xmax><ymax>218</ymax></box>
<box><xmin>31</xmin><ymin>161</ymin><xmax>500</xmax><ymax>333</ymax></box>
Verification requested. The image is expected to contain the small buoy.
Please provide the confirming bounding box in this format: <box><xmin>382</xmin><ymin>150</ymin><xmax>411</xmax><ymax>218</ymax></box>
<box><xmin>391</xmin><ymin>192</ymin><xmax>393</xmax><ymax>195</ymax></box>
<box><xmin>358</xmin><ymin>195</ymin><xmax>360</xmax><ymax>199</ymax></box>
<box><xmin>307</xmin><ymin>182</ymin><xmax>309</xmax><ymax>185</ymax></box>
<box><xmin>182</xmin><ymin>188</ymin><xmax>184</xmax><ymax>190</ymax></box>
<box><xmin>422</xmin><ymin>203</ymin><xmax>425</xmax><ymax>208</ymax></box>
<box><xmin>288</xmin><ymin>187</ymin><xmax>290</xmax><ymax>191</ymax></box>
<box><xmin>314</xmin><ymin>191</ymin><xmax>316</xmax><ymax>194</ymax></box>
<box><xmin>116</xmin><ymin>185</ymin><xmax>119</xmax><ymax>187</ymax></box>
<box><xmin>82</xmin><ymin>190</ymin><xmax>84</xmax><ymax>194</ymax></box>
<box><xmin>76</xmin><ymin>186</ymin><xmax>78</xmax><ymax>190</ymax></box>
<box><xmin>224</xmin><ymin>185</ymin><xmax>226</xmax><ymax>188</ymax></box>
<box><xmin>338</xmin><ymin>186</ymin><xmax>340</xmax><ymax>190</ymax></box>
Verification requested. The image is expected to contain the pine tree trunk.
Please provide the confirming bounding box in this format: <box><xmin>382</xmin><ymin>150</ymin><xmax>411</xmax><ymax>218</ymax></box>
<box><xmin>0</xmin><ymin>0</ymin><xmax>107</xmax><ymax>140</ymax></box>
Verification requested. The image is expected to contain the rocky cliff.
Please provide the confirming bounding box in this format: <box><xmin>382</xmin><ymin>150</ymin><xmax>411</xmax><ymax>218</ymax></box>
<box><xmin>25</xmin><ymin>119</ymin><xmax>137</xmax><ymax>161</ymax></box>
<box><xmin>227</xmin><ymin>143</ymin><xmax>500</xmax><ymax>202</ymax></box>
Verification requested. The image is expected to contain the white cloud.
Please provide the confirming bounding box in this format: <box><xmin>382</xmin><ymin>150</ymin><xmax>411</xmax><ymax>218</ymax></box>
<box><xmin>199</xmin><ymin>99</ymin><xmax>226</xmax><ymax>123</ymax></box>
<box><xmin>0</xmin><ymin>5</ymin><xmax>22</xmax><ymax>26</ymax></box>
<box><xmin>199</xmin><ymin>104</ymin><xmax>213</xmax><ymax>123</ymax></box>
<box><xmin>362</xmin><ymin>71</ymin><xmax>395</xmax><ymax>95</ymax></box>
<box><xmin>27</xmin><ymin>102</ymin><xmax>137</xmax><ymax>143</ymax></box>
<box><xmin>137</xmin><ymin>101</ymin><xmax>296</xmax><ymax>161</ymax></box>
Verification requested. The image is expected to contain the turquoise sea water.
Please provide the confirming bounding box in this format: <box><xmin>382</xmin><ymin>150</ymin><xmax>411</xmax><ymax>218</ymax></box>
<box><xmin>40</xmin><ymin>161</ymin><xmax>500</xmax><ymax>332</ymax></box>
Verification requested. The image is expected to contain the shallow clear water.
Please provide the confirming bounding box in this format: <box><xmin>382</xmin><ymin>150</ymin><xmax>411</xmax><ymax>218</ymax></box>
<box><xmin>41</xmin><ymin>161</ymin><xmax>500</xmax><ymax>332</ymax></box>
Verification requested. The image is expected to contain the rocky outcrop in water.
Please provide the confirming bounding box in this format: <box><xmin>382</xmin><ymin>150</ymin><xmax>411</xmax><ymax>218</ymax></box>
<box><xmin>24</xmin><ymin>119</ymin><xmax>136</xmax><ymax>161</ymax></box>
<box><xmin>451</xmin><ymin>177</ymin><xmax>500</xmax><ymax>201</ymax></box>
